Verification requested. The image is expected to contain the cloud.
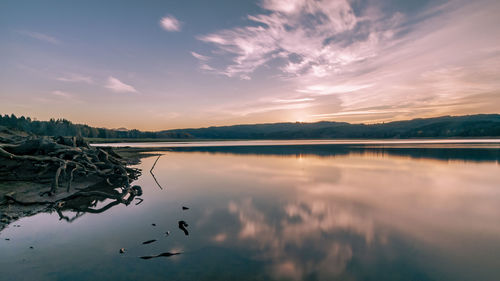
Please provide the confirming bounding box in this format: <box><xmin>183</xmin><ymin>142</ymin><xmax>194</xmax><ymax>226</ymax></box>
<box><xmin>18</xmin><ymin>30</ymin><xmax>60</xmax><ymax>44</ymax></box>
<box><xmin>197</xmin><ymin>0</ymin><xmax>381</xmax><ymax>79</ymax></box>
<box><xmin>297</xmin><ymin>84</ymin><xmax>374</xmax><ymax>96</ymax></box>
<box><xmin>46</xmin><ymin>90</ymin><xmax>83</xmax><ymax>104</ymax></box>
<box><xmin>196</xmin><ymin>0</ymin><xmax>500</xmax><ymax>123</ymax></box>
<box><xmin>310</xmin><ymin>109</ymin><xmax>407</xmax><ymax>118</ymax></box>
<box><xmin>200</xmin><ymin>64</ymin><xmax>215</xmax><ymax>71</ymax></box>
<box><xmin>51</xmin><ymin>90</ymin><xmax>72</xmax><ymax>98</ymax></box>
<box><xmin>191</xmin><ymin>52</ymin><xmax>210</xmax><ymax>61</ymax></box>
<box><xmin>56</xmin><ymin>73</ymin><xmax>93</xmax><ymax>84</ymax></box>
<box><xmin>105</xmin><ymin>77</ymin><xmax>138</xmax><ymax>93</ymax></box>
<box><xmin>160</xmin><ymin>15</ymin><xmax>181</xmax><ymax>32</ymax></box>
<box><xmin>191</xmin><ymin>52</ymin><xmax>216</xmax><ymax>72</ymax></box>
<box><xmin>272</xmin><ymin>97</ymin><xmax>314</xmax><ymax>103</ymax></box>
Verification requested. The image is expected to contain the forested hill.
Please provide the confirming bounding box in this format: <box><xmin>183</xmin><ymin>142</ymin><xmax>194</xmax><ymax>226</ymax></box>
<box><xmin>0</xmin><ymin>114</ymin><xmax>190</xmax><ymax>139</ymax></box>
<box><xmin>1</xmin><ymin>113</ymin><xmax>500</xmax><ymax>139</ymax></box>
<box><xmin>161</xmin><ymin>114</ymin><xmax>500</xmax><ymax>139</ymax></box>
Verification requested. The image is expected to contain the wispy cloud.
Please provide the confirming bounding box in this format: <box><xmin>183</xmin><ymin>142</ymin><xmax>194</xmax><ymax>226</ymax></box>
<box><xmin>200</xmin><ymin>64</ymin><xmax>215</xmax><ymax>71</ymax></box>
<box><xmin>197</xmin><ymin>0</ymin><xmax>500</xmax><ymax>123</ymax></box>
<box><xmin>272</xmin><ymin>97</ymin><xmax>315</xmax><ymax>103</ymax></box>
<box><xmin>51</xmin><ymin>90</ymin><xmax>72</xmax><ymax>98</ymax></box>
<box><xmin>160</xmin><ymin>15</ymin><xmax>181</xmax><ymax>32</ymax></box>
<box><xmin>191</xmin><ymin>52</ymin><xmax>210</xmax><ymax>61</ymax></box>
<box><xmin>18</xmin><ymin>30</ymin><xmax>60</xmax><ymax>44</ymax></box>
<box><xmin>297</xmin><ymin>84</ymin><xmax>374</xmax><ymax>96</ymax></box>
<box><xmin>210</xmin><ymin>96</ymin><xmax>315</xmax><ymax>119</ymax></box>
<box><xmin>105</xmin><ymin>77</ymin><xmax>138</xmax><ymax>93</ymax></box>
<box><xmin>191</xmin><ymin>51</ymin><xmax>217</xmax><ymax>72</ymax></box>
<box><xmin>197</xmin><ymin>0</ymin><xmax>391</xmax><ymax>79</ymax></box>
<box><xmin>56</xmin><ymin>73</ymin><xmax>93</xmax><ymax>84</ymax></box>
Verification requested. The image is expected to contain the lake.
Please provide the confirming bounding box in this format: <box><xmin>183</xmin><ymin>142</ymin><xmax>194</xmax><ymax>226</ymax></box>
<box><xmin>1</xmin><ymin>140</ymin><xmax>500</xmax><ymax>281</ymax></box>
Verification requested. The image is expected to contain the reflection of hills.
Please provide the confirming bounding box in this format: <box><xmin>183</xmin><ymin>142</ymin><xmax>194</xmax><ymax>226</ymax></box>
<box><xmin>169</xmin><ymin>144</ymin><xmax>500</xmax><ymax>163</ymax></box>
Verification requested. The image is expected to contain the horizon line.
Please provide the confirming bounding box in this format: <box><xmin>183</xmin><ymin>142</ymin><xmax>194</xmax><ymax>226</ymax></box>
<box><xmin>2</xmin><ymin>112</ymin><xmax>499</xmax><ymax>133</ymax></box>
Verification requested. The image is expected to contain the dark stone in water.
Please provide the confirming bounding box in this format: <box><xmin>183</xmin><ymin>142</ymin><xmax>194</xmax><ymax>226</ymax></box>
<box><xmin>178</xmin><ymin>220</ymin><xmax>189</xmax><ymax>236</ymax></box>
<box><xmin>142</xmin><ymin>239</ymin><xmax>157</xmax><ymax>245</ymax></box>
<box><xmin>139</xmin><ymin>252</ymin><xmax>181</xmax><ymax>259</ymax></box>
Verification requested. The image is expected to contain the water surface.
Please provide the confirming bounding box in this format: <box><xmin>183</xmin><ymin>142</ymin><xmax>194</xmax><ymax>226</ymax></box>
<box><xmin>93</xmin><ymin>138</ymin><xmax>500</xmax><ymax>148</ymax></box>
<box><xmin>1</xmin><ymin>142</ymin><xmax>500</xmax><ymax>280</ymax></box>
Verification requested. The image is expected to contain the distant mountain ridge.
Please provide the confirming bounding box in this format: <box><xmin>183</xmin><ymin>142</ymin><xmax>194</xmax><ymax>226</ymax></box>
<box><xmin>1</xmin><ymin>114</ymin><xmax>499</xmax><ymax>139</ymax></box>
<box><xmin>161</xmin><ymin>114</ymin><xmax>500</xmax><ymax>139</ymax></box>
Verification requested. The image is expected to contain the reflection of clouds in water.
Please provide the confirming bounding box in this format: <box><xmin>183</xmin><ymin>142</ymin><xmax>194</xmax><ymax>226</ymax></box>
<box><xmin>165</xmin><ymin>152</ymin><xmax>500</xmax><ymax>279</ymax></box>
<box><xmin>229</xmin><ymin>199</ymin><xmax>276</xmax><ymax>241</ymax></box>
<box><xmin>212</xmin><ymin>233</ymin><xmax>227</xmax><ymax>242</ymax></box>
<box><xmin>282</xmin><ymin>201</ymin><xmax>374</xmax><ymax>245</ymax></box>
<box><xmin>228</xmin><ymin>198</ymin><xmax>374</xmax><ymax>279</ymax></box>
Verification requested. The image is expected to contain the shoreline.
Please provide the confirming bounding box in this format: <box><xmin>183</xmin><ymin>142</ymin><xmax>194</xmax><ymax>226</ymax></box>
<box><xmin>87</xmin><ymin>136</ymin><xmax>500</xmax><ymax>144</ymax></box>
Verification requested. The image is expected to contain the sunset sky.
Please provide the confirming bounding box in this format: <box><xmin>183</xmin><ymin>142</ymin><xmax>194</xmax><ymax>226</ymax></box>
<box><xmin>1</xmin><ymin>0</ymin><xmax>500</xmax><ymax>130</ymax></box>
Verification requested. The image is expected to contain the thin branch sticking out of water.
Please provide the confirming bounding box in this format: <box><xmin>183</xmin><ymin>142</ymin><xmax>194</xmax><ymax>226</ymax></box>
<box><xmin>150</xmin><ymin>155</ymin><xmax>163</xmax><ymax>190</ymax></box>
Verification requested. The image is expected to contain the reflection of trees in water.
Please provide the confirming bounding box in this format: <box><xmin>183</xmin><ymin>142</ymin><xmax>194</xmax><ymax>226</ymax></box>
<box><xmin>54</xmin><ymin>184</ymin><xmax>143</xmax><ymax>223</ymax></box>
<box><xmin>169</xmin><ymin>144</ymin><xmax>500</xmax><ymax>163</ymax></box>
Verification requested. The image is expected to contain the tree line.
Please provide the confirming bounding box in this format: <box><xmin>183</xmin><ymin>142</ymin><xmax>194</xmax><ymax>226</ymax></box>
<box><xmin>2</xmin><ymin>113</ymin><xmax>500</xmax><ymax>139</ymax></box>
<box><xmin>0</xmin><ymin>114</ymin><xmax>191</xmax><ymax>139</ymax></box>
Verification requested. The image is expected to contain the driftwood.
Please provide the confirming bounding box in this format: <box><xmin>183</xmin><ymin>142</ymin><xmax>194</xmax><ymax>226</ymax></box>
<box><xmin>0</xmin><ymin>134</ymin><xmax>143</xmax><ymax>231</ymax></box>
<box><xmin>0</xmin><ymin>135</ymin><xmax>141</xmax><ymax>199</ymax></box>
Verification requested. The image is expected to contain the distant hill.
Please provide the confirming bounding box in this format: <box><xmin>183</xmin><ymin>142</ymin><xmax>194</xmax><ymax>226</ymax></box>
<box><xmin>161</xmin><ymin>114</ymin><xmax>500</xmax><ymax>139</ymax></box>
<box><xmin>1</xmin><ymin>113</ymin><xmax>499</xmax><ymax>140</ymax></box>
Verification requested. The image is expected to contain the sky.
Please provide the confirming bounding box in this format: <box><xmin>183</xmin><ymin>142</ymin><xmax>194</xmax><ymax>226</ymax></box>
<box><xmin>1</xmin><ymin>0</ymin><xmax>500</xmax><ymax>130</ymax></box>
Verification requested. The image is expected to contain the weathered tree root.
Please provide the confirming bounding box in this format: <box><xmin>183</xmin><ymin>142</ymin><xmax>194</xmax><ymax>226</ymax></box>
<box><xmin>0</xmin><ymin>135</ymin><xmax>142</xmax><ymax>203</ymax></box>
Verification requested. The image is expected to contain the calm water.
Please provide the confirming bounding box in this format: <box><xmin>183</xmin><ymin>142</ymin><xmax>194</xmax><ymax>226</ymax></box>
<box><xmin>1</xmin><ymin>142</ymin><xmax>500</xmax><ymax>281</ymax></box>
<box><xmin>93</xmin><ymin>138</ymin><xmax>500</xmax><ymax>148</ymax></box>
